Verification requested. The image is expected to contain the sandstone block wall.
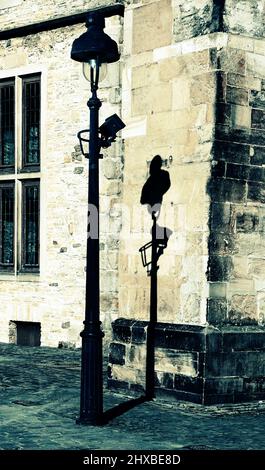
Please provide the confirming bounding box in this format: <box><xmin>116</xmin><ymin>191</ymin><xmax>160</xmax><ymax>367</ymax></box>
<box><xmin>119</xmin><ymin>0</ymin><xmax>217</xmax><ymax>326</ymax></box>
<box><xmin>207</xmin><ymin>34</ymin><xmax>265</xmax><ymax>326</ymax></box>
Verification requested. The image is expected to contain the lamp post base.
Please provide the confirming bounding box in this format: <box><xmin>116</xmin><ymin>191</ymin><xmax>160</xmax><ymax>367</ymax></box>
<box><xmin>76</xmin><ymin>415</ymin><xmax>104</xmax><ymax>426</ymax></box>
<box><xmin>77</xmin><ymin>322</ymin><xmax>104</xmax><ymax>426</ymax></box>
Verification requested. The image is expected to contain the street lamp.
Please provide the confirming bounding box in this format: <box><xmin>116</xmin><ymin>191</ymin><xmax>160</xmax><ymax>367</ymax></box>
<box><xmin>71</xmin><ymin>11</ymin><xmax>124</xmax><ymax>425</ymax></box>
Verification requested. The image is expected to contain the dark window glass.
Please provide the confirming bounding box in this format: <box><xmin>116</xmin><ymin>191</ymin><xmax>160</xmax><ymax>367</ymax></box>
<box><xmin>0</xmin><ymin>81</ymin><xmax>15</xmax><ymax>171</ymax></box>
<box><xmin>22</xmin><ymin>75</ymin><xmax>40</xmax><ymax>170</ymax></box>
<box><xmin>0</xmin><ymin>183</ymin><xmax>14</xmax><ymax>270</ymax></box>
<box><xmin>22</xmin><ymin>180</ymin><xmax>39</xmax><ymax>271</ymax></box>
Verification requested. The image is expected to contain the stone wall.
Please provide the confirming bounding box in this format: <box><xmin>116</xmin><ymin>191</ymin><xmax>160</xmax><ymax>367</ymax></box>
<box><xmin>0</xmin><ymin>10</ymin><xmax>123</xmax><ymax>347</ymax></box>
<box><xmin>173</xmin><ymin>1</ymin><xmax>265</xmax><ymax>41</ymax></box>
<box><xmin>207</xmin><ymin>33</ymin><xmax>265</xmax><ymax>326</ymax></box>
<box><xmin>119</xmin><ymin>0</ymin><xmax>216</xmax><ymax>326</ymax></box>
<box><xmin>109</xmin><ymin>319</ymin><xmax>265</xmax><ymax>404</ymax></box>
<box><xmin>108</xmin><ymin>1</ymin><xmax>265</xmax><ymax>404</ymax></box>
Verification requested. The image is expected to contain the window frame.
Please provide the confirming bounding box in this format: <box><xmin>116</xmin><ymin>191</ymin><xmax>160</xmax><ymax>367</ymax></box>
<box><xmin>21</xmin><ymin>179</ymin><xmax>40</xmax><ymax>273</ymax></box>
<box><xmin>0</xmin><ymin>180</ymin><xmax>15</xmax><ymax>272</ymax></box>
<box><xmin>0</xmin><ymin>66</ymin><xmax>45</xmax><ymax>278</ymax></box>
<box><xmin>0</xmin><ymin>78</ymin><xmax>15</xmax><ymax>174</ymax></box>
<box><xmin>22</xmin><ymin>73</ymin><xmax>41</xmax><ymax>173</ymax></box>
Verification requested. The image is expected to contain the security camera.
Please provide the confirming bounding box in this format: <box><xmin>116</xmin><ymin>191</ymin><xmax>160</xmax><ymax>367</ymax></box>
<box><xmin>99</xmin><ymin>113</ymin><xmax>125</xmax><ymax>148</ymax></box>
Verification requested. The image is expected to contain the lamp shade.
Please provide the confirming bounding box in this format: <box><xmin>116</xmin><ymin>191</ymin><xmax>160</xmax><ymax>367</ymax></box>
<box><xmin>71</xmin><ymin>12</ymin><xmax>120</xmax><ymax>64</ymax></box>
<box><xmin>82</xmin><ymin>60</ymin><xmax>107</xmax><ymax>82</ymax></box>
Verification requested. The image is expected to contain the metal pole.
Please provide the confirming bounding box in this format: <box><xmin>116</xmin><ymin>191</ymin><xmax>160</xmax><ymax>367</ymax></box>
<box><xmin>145</xmin><ymin>212</ymin><xmax>157</xmax><ymax>400</ymax></box>
<box><xmin>77</xmin><ymin>84</ymin><xmax>104</xmax><ymax>425</ymax></box>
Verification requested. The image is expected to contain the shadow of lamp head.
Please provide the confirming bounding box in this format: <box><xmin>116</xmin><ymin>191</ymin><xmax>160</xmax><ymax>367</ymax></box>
<box><xmin>140</xmin><ymin>155</ymin><xmax>171</xmax><ymax>214</ymax></box>
<box><xmin>139</xmin><ymin>226</ymin><xmax>172</xmax><ymax>276</ymax></box>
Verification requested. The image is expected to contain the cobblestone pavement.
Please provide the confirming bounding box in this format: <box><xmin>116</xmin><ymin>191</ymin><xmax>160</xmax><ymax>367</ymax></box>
<box><xmin>1</xmin><ymin>343</ymin><xmax>265</xmax><ymax>450</ymax></box>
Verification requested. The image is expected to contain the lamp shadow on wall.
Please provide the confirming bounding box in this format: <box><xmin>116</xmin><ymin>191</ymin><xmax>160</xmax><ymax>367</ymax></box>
<box><xmin>102</xmin><ymin>156</ymin><xmax>172</xmax><ymax>423</ymax></box>
<box><xmin>140</xmin><ymin>155</ymin><xmax>172</xmax><ymax>401</ymax></box>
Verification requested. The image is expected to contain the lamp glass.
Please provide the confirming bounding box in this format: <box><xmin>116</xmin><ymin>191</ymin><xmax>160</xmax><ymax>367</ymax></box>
<box><xmin>82</xmin><ymin>60</ymin><xmax>107</xmax><ymax>83</ymax></box>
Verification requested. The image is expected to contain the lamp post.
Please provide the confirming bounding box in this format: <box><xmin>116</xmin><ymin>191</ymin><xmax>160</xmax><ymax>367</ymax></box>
<box><xmin>71</xmin><ymin>11</ymin><xmax>122</xmax><ymax>425</ymax></box>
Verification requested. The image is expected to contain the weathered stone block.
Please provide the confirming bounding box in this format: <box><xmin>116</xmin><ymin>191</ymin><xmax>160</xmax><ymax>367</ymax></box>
<box><xmin>211</xmin><ymin>160</ymin><xmax>226</xmax><ymax>178</ymax></box>
<box><xmin>205</xmin><ymin>329</ymin><xmax>223</xmax><ymax>352</ymax></box>
<box><xmin>248</xmin><ymin>182</ymin><xmax>265</xmax><ymax>204</ymax></box>
<box><xmin>107</xmin><ymin>379</ymin><xmax>129</xmax><ymax>392</ymax></box>
<box><xmin>208</xmin><ymin>232</ymin><xmax>235</xmax><ymax>255</ymax></box>
<box><xmin>213</xmin><ymin>141</ymin><xmax>250</xmax><ymax>164</ymax></box>
<box><xmin>112</xmin><ymin>318</ymin><xmax>132</xmax><ymax>343</ymax></box>
<box><xmin>172</xmin><ymin>78</ymin><xmax>190</xmax><ymax>110</ymax></box>
<box><xmin>228</xmin><ymin>295</ymin><xmax>258</xmax><ymax>324</ymax></box>
<box><xmin>207</xmin><ymin>255</ymin><xmax>234</xmax><ymax>282</ymax></box>
<box><xmin>222</xmin><ymin>330</ymin><xmax>265</xmax><ymax>352</ymax></box>
<box><xmin>216</xmin><ymin>103</ymin><xmax>231</xmax><ymax>125</ymax></box>
<box><xmin>250</xmin><ymin>130</ymin><xmax>265</xmax><ymax>147</ymax></box>
<box><xmin>174</xmin><ymin>375</ymin><xmax>203</xmax><ymax>394</ymax></box>
<box><xmin>252</xmin><ymin>108</ymin><xmax>265</xmax><ymax>130</ymax></box>
<box><xmin>216</xmin><ymin>71</ymin><xmax>226</xmax><ymax>102</ymax></box>
<box><xmin>208</xmin><ymin>282</ymin><xmax>227</xmax><ymax>298</ymax></box>
<box><xmin>128</xmin><ymin>344</ymin><xmax>146</xmax><ymax>365</ymax></box>
<box><xmin>249</xmin><ymin>167</ymin><xmax>265</xmax><ymax>183</ymax></box>
<box><xmin>109</xmin><ymin>342</ymin><xmax>126</xmax><ymax>366</ymax></box>
<box><xmin>210</xmin><ymin>202</ymin><xmax>231</xmax><ymax>231</ymax></box>
<box><xmin>155</xmin><ymin>371</ymin><xmax>174</xmax><ymax>389</ymax></box>
<box><xmin>132</xmin><ymin>321</ymin><xmax>147</xmax><ymax>344</ymax></box>
<box><xmin>248</xmin><ymin>258</ymin><xmax>265</xmax><ymax>278</ymax></box>
<box><xmin>207</xmin><ymin>298</ymin><xmax>227</xmax><ymax>324</ymax></box>
<box><xmin>250</xmin><ymin>90</ymin><xmax>265</xmax><ymax>109</ymax></box>
<box><xmin>164</xmin><ymin>329</ymin><xmax>206</xmax><ymax>353</ymax></box>
<box><xmin>132</xmin><ymin>0</ymin><xmax>172</xmax><ymax>54</ymax></box>
<box><xmin>215</xmin><ymin>125</ymin><xmax>253</xmax><ymax>145</ymax></box>
<box><xmin>218</xmin><ymin>48</ymin><xmax>246</xmax><ymax>75</ymax></box>
<box><xmin>2</xmin><ymin>51</ymin><xmax>28</xmax><ymax>68</ymax></box>
<box><xmin>243</xmin><ymin>377</ymin><xmax>265</xmax><ymax>393</ymax></box>
<box><xmin>251</xmin><ymin>146</ymin><xmax>265</xmax><ymax>166</ymax></box>
<box><xmin>190</xmin><ymin>73</ymin><xmax>215</xmax><ymax>105</ymax></box>
<box><xmin>155</xmin><ymin>349</ymin><xmax>198</xmax><ymax>377</ymax></box>
<box><xmin>205</xmin><ymin>352</ymin><xmax>236</xmax><ymax>377</ymax></box>
<box><xmin>132</xmin><ymin>63</ymin><xmax>159</xmax><ymax>89</ymax></box>
<box><xmin>132</xmin><ymin>83</ymin><xmax>172</xmax><ymax>115</ymax></box>
<box><xmin>231</xmin><ymin>105</ymin><xmax>251</xmax><ymax>129</ymax></box>
<box><xmin>226</xmin><ymin>86</ymin><xmax>248</xmax><ymax>106</ymax></box>
<box><xmin>208</xmin><ymin>177</ymin><xmax>247</xmax><ymax>203</ymax></box>
<box><xmin>111</xmin><ymin>364</ymin><xmax>138</xmax><ymax>383</ymax></box>
<box><xmin>173</xmin><ymin>1</ymin><xmax>215</xmax><ymax>42</ymax></box>
<box><xmin>236</xmin><ymin>213</ymin><xmax>259</xmax><ymax>232</ymax></box>
<box><xmin>182</xmin><ymin>50</ymin><xmax>210</xmax><ymax>75</ymax></box>
<box><xmin>158</xmin><ymin>56</ymin><xmax>185</xmax><ymax>82</ymax></box>
<box><xmin>205</xmin><ymin>377</ymin><xmax>243</xmax><ymax>394</ymax></box>
<box><xmin>227</xmin><ymin>72</ymin><xmax>247</xmax><ymax>88</ymax></box>
<box><xmin>226</xmin><ymin>163</ymin><xmax>250</xmax><ymax>181</ymax></box>
<box><xmin>103</xmin><ymin>159</ymin><xmax>122</xmax><ymax>180</ymax></box>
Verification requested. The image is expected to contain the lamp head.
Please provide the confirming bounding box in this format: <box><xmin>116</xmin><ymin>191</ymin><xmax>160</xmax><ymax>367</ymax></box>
<box><xmin>71</xmin><ymin>12</ymin><xmax>120</xmax><ymax>64</ymax></box>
